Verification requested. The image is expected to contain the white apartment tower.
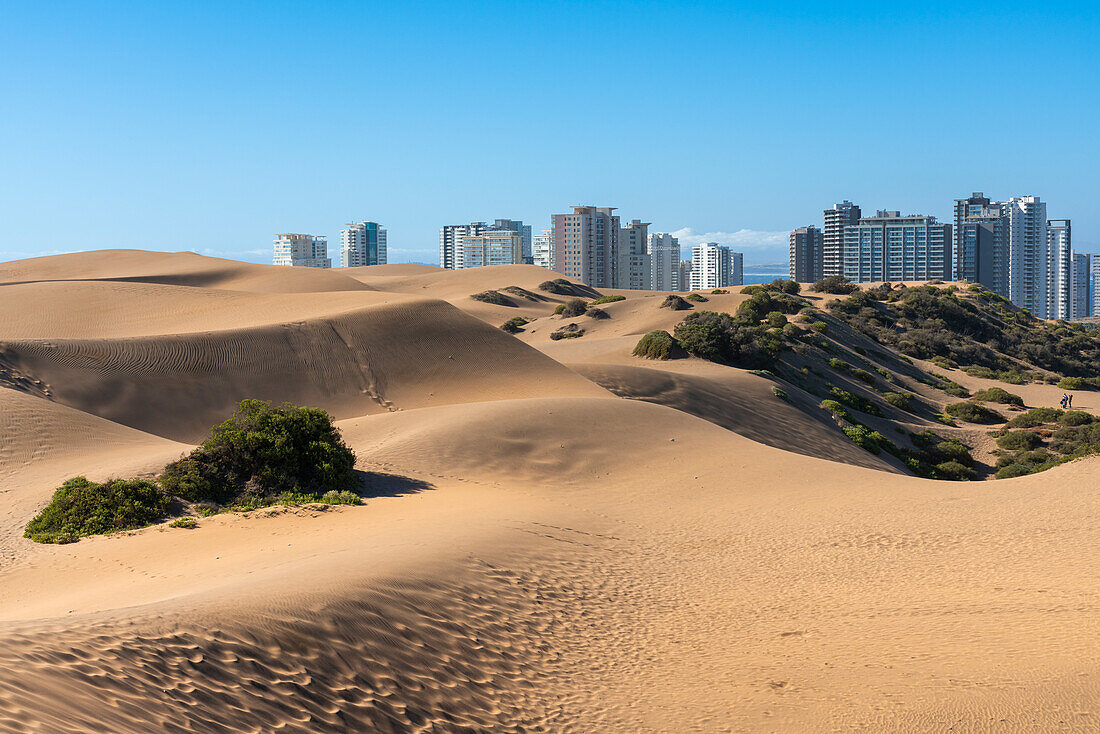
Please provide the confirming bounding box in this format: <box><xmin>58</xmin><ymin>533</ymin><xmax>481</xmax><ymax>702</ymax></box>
<box><xmin>341</xmin><ymin>222</ymin><xmax>387</xmax><ymax>267</ymax></box>
<box><xmin>690</xmin><ymin>243</ymin><xmax>742</xmax><ymax>290</ymax></box>
<box><xmin>823</xmin><ymin>200</ymin><xmax>861</xmax><ymax>277</ymax></box>
<box><xmin>456</xmin><ymin>231</ymin><xmax>523</xmax><ymax>268</ymax></box>
<box><xmin>676</xmin><ymin>259</ymin><xmax>692</xmax><ymax>292</ymax></box>
<box><xmin>648</xmin><ymin>232</ymin><xmax>680</xmax><ymax>291</ymax></box>
<box><xmin>273</xmin><ymin>234</ymin><xmax>330</xmax><ymax>268</ymax></box>
<box><xmin>1046</xmin><ymin>219</ymin><xmax>1072</xmax><ymax>320</ymax></box>
<box><xmin>532</xmin><ymin>229</ymin><xmax>553</xmax><ymax>270</ymax></box>
<box><xmin>618</xmin><ymin>219</ymin><xmax>651</xmax><ymax>290</ymax></box>
<box><xmin>440</xmin><ymin>222</ymin><xmax>487</xmax><ymax>270</ymax></box>
<box><xmin>1004</xmin><ymin>196</ymin><xmax>1048</xmax><ymax>316</ymax></box>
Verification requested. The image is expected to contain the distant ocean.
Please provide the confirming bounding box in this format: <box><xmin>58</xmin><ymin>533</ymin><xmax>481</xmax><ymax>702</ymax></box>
<box><xmin>741</xmin><ymin>273</ymin><xmax>789</xmax><ymax>285</ymax></box>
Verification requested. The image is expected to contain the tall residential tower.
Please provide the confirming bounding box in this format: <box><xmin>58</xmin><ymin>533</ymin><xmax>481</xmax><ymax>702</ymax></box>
<box><xmin>273</xmin><ymin>234</ymin><xmax>330</xmax><ymax>268</ymax></box>
<box><xmin>823</xmin><ymin>201</ymin><xmax>861</xmax><ymax>277</ymax></box>
<box><xmin>551</xmin><ymin>206</ymin><xmax>620</xmax><ymax>288</ymax></box>
<box><xmin>341</xmin><ymin>222</ymin><xmax>386</xmax><ymax>267</ymax></box>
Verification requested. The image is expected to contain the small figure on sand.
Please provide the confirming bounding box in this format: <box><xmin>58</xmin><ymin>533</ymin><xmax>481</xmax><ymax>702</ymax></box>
<box><xmin>1067</xmin><ymin>394</ymin><xmax>1073</xmax><ymax>409</ymax></box>
<box><xmin>1060</xmin><ymin>394</ymin><xmax>1070</xmax><ymax>409</ymax></box>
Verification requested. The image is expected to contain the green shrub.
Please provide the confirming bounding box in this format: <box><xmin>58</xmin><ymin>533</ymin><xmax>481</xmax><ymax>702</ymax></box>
<box><xmin>159</xmin><ymin>400</ymin><xmax>357</xmax><ymax>506</ymax></box>
<box><xmin>501</xmin><ymin>286</ymin><xmax>539</xmax><ymax>301</ymax></box>
<box><xmin>996</xmin><ymin>430</ymin><xmax>1041</xmax><ymax>451</ymax></box>
<box><xmin>538</xmin><ymin>278</ymin><xmax>575</xmax><ymax>295</ymax></box>
<box><xmin>1059</xmin><ymin>410</ymin><xmax>1094</xmax><ymax>426</ymax></box>
<box><xmin>772</xmin><ymin>387</ymin><xmax>789</xmax><ymax>401</ymax></box>
<box><xmin>25</xmin><ymin>477</ymin><xmax>171</xmax><ymax>544</ymax></box>
<box><xmin>585</xmin><ymin>306</ymin><xmax>610</xmax><ymax>320</ymax></box>
<box><xmin>550</xmin><ymin>323</ymin><xmax>584</xmax><ymax>340</ymax></box>
<box><xmin>809</xmin><ymin>275</ymin><xmax>858</xmax><ymax>295</ymax></box>
<box><xmin>710</xmin><ymin>289</ymin><xmax>729</xmax><ymax>295</ymax></box>
<box><xmin>828</xmin><ymin>358</ymin><xmax>848</xmax><ymax>371</ymax></box>
<box><xmin>934</xmin><ymin>461</ymin><xmax>976</xmax><ymax>481</ymax></box>
<box><xmin>851</xmin><ymin>368</ymin><xmax>876</xmax><ymax>385</ymax></box>
<box><xmin>1006</xmin><ymin>407</ymin><xmax>1064</xmax><ymax>428</ymax></box>
<box><xmin>673</xmin><ymin>311</ymin><xmax>784</xmax><ymax>368</ymax></box>
<box><xmin>883</xmin><ymin>392</ymin><xmax>913</xmax><ymax>411</ymax></box>
<box><xmin>1058</xmin><ymin>377</ymin><xmax>1087</xmax><ymax>390</ymax></box>
<box><xmin>996</xmin><ymin>463</ymin><xmax>1034</xmax><ymax>479</ymax></box>
<box><xmin>820</xmin><ymin>399</ymin><xmax>851</xmax><ymax>422</ymax></box>
<box><xmin>591</xmin><ymin>294</ymin><xmax>626</xmax><ymax>305</ymax></box>
<box><xmin>843</xmin><ymin>425</ymin><xmax>883</xmax><ymax>454</ymax></box>
<box><xmin>169</xmin><ymin>517</ymin><xmax>198</xmax><ymax>529</ymax></box>
<box><xmin>944</xmin><ymin>401</ymin><xmax>1004</xmax><ymax>424</ymax></box>
<box><xmin>766</xmin><ymin>311</ymin><xmax>787</xmax><ymax>328</ymax></box>
<box><xmin>963</xmin><ymin>365</ymin><xmax>996</xmax><ymax>379</ymax></box>
<box><xmin>553</xmin><ymin>304</ymin><xmax>565</xmax><ymax>315</ymax></box>
<box><xmin>470</xmin><ymin>290</ymin><xmax>513</xmax><ymax>306</ymax></box>
<box><xmin>632</xmin><ymin>330</ymin><xmax>679</xmax><ymax>360</ymax></box>
<box><xmin>768</xmin><ymin>279</ymin><xmax>801</xmax><ymax>295</ymax></box>
<box><xmin>321</xmin><ymin>490</ymin><xmax>361</xmax><ymax>505</ymax></box>
<box><xmin>660</xmin><ymin>295</ymin><xmax>692</xmax><ymax>310</ymax></box>
<box><xmin>828</xmin><ymin>386</ymin><xmax>882</xmax><ymax>416</ymax></box>
<box><xmin>500</xmin><ymin>316</ymin><xmax>530</xmax><ymax>333</ymax></box>
<box><xmin>560</xmin><ymin>298</ymin><xmax>588</xmax><ymax>317</ymax></box>
<box><xmin>934</xmin><ymin>413</ymin><xmax>957</xmax><ymax>426</ymax></box>
<box><xmin>740</xmin><ymin>286</ymin><xmax>763</xmax><ymax>295</ymax></box>
<box><xmin>931</xmin><ymin>355</ymin><xmax>956</xmax><ymax>369</ymax></box>
<box><xmin>942</xmin><ymin>381</ymin><xmax>971</xmax><ymax>398</ymax></box>
<box><xmin>811</xmin><ymin>321</ymin><xmax>828</xmax><ymax>334</ymax></box>
<box><xmin>972</xmin><ymin>387</ymin><xmax>1024</xmax><ymax>406</ymax></box>
<box><xmin>685</xmin><ymin>293</ymin><xmax>708</xmax><ymax>302</ymax></box>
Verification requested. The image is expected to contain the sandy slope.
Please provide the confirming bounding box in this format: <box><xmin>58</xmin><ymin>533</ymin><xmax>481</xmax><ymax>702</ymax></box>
<box><xmin>0</xmin><ymin>251</ymin><xmax>1098</xmax><ymax>733</ymax></box>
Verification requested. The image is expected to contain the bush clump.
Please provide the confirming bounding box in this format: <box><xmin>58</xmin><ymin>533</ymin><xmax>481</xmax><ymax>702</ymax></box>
<box><xmin>470</xmin><ymin>290</ymin><xmax>513</xmax><ymax>306</ymax></box>
<box><xmin>997</xmin><ymin>463</ymin><xmax>1034</xmax><ymax>479</ymax></box>
<box><xmin>25</xmin><ymin>477</ymin><xmax>171</xmax><ymax>544</ymax></box>
<box><xmin>169</xmin><ymin>517</ymin><xmax>198</xmax><ymax>529</ymax></box>
<box><xmin>500</xmin><ymin>316</ymin><xmax>531</xmax><ymax>334</ymax></box>
<box><xmin>972</xmin><ymin>387</ymin><xmax>1024</xmax><ymax>406</ymax></box>
<box><xmin>673</xmin><ymin>311</ymin><xmax>784</xmax><ymax>369</ymax></box>
<box><xmin>159</xmin><ymin>400</ymin><xmax>357</xmax><ymax>506</ymax></box>
<box><xmin>1059</xmin><ymin>410</ymin><xmax>1095</xmax><ymax>427</ymax></box>
<box><xmin>1006</xmin><ymin>407</ymin><xmax>1064</xmax><ymax>428</ymax></box>
<box><xmin>943</xmin><ymin>401</ymin><xmax>1004</xmax><ymax>424</ymax></box>
<box><xmin>585</xmin><ymin>306</ymin><xmax>610</xmax><ymax>320</ymax></box>
<box><xmin>560</xmin><ymin>298</ymin><xmax>588</xmax><ymax>317</ymax></box>
<box><xmin>996</xmin><ymin>430</ymin><xmax>1041</xmax><ymax>451</ymax></box>
<box><xmin>550</xmin><ymin>323</ymin><xmax>584</xmax><ymax>340</ymax></box>
<box><xmin>591</xmin><ymin>294</ymin><xmax>625</xmax><ymax>305</ymax></box>
<box><xmin>321</xmin><ymin>490</ymin><xmax>362</xmax><ymax>505</ymax></box>
<box><xmin>711</xmin><ymin>289</ymin><xmax>729</xmax><ymax>295</ymax></box>
<box><xmin>811</xmin><ymin>320</ymin><xmax>828</xmax><ymax>334</ymax></box>
<box><xmin>685</xmin><ymin>293</ymin><xmax>708</xmax><ymax>302</ymax></box>
<box><xmin>1058</xmin><ymin>376</ymin><xmax>1088</xmax><ymax>390</ymax></box>
<box><xmin>935</xmin><ymin>461</ymin><xmax>977</xmax><ymax>481</ymax></box>
<box><xmin>660</xmin><ymin>295</ymin><xmax>692</xmax><ymax>310</ymax></box>
<box><xmin>538</xmin><ymin>278</ymin><xmax>575</xmax><ymax>295</ymax></box>
<box><xmin>883</xmin><ymin>392</ymin><xmax>914</xmax><ymax>412</ymax></box>
<box><xmin>809</xmin><ymin>275</ymin><xmax>858</xmax><ymax>295</ymax></box>
<box><xmin>632</xmin><ymin>330</ymin><xmax>680</xmax><ymax>360</ymax></box>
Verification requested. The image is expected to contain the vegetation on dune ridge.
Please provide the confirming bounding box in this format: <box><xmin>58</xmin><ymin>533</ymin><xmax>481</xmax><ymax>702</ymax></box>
<box><xmin>632</xmin><ymin>330</ymin><xmax>680</xmax><ymax>360</ymax></box>
<box><xmin>470</xmin><ymin>290</ymin><xmax>514</xmax><ymax>306</ymax></box>
<box><xmin>591</xmin><ymin>294</ymin><xmax>626</xmax><ymax>305</ymax></box>
<box><xmin>500</xmin><ymin>316</ymin><xmax>531</xmax><ymax>333</ymax></box>
<box><xmin>26</xmin><ymin>400</ymin><xmax>364</xmax><ymax>544</ymax></box>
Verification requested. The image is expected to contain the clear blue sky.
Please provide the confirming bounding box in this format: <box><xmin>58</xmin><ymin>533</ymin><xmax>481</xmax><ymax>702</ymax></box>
<box><xmin>2</xmin><ymin>1</ymin><xmax>1097</xmax><ymax>266</ymax></box>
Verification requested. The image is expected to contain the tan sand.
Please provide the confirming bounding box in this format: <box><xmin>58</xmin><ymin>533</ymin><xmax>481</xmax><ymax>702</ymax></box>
<box><xmin>0</xmin><ymin>251</ymin><xmax>1097</xmax><ymax>732</ymax></box>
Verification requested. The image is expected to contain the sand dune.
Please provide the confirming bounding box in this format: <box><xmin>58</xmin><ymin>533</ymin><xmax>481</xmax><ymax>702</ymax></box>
<box><xmin>0</xmin><ymin>250</ymin><xmax>1098</xmax><ymax>733</ymax></box>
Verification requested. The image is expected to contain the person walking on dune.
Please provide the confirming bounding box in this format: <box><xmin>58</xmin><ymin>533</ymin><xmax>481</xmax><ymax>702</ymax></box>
<box><xmin>1067</xmin><ymin>394</ymin><xmax>1073</xmax><ymax>409</ymax></box>
<box><xmin>1060</xmin><ymin>394</ymin><xmax>1068</xmax><ymax>409</ymax></box>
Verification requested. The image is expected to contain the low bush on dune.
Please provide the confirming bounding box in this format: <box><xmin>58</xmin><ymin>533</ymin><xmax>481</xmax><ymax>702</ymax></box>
<box><xmin>972</xmin><ymin>387</ymin><xmax>1024</xmax><ymax>406</ymax></box>
<box><xmin>711</xmin><ymin>288</ymin><xmax>729</xmax><ymax>295</ymax></box>
<box><xmin>559</xmin><ymin>298</ymin><xmax>588</xmax><ymax>317</ymax></box>
<box><xmin>585</xmin><ymin>306</ymin><xmax>609</xmax><ymax>320</ymax></box>
<box><xmin>500</xmin><ymin>316</ymin><xmax>531</xmax><ymax>333</ymax></box>
<box><xmin>996</xmin><ymin>430</ymin><xmax>1041</xmax><ymax>451</ymax></box>
<box><xmin>500</xmin><ymin>286</ymin><xmax>540</xmax><ymax>301</ymax></box>
<box><xmin>673</xmin><ymin>311</ymin><xmax>784</xmax><ymax>369</ymax></box>
<box><xmin>883</xmin><ymin>392</ymin><xmax>916</xmax><ymax>412</ymax></box>
<box><xmin>632</xmin><ymin>330</ymin><xmax>680</xmax><ymax>360</ymax></box>
<box><xmin>685</xmin><ymin>293</ymin><xmax>708</xmax><ymax>302</ymax></box>
<box><xmin>1059</xmin><ymin>410</ymin><xmax>1095</xmax><ymax>427</ymax></box>
<box><xmin>660</xmin><ymin>295</ymin><xmax>692</xmax><ymax>310</ymax></box>
<box><xmin>591</xmin><ymin>294</ymin><xmax>625</xmax><ymax>305</ymax></box>
<box><xmin>810</xmin><ymin>320</ymin><xmax>828</xmax><ymax>334</ymax></box>
<box><xmin>934</xmin><ymin>460</ymin><xmax>977</xmax><ymax>481</ymax></box>
<box><xmin>550</xmin><ymin>323</ymin><xmax>584</xmax><ymax>340</ymax></box>
<box><xmin>24</xmin><ymin>477</ymin><xmax>171</xmax><ymax>544</ymax></box>
<box><xmin>944</xmin><ymin>401</ymin><xmax>1004</xmax><ymax>424</ymax></box>
<box><xmin>1006</xmin><ymin>407</ymin><xmax>1063</xmax><ymax>428</ymax></box>
<box><xmin>1057</xmin><ymin>376</ymin><xmax>1089</xmax><ymax>390</ymax></box>
<box><xmin>538</xmin><ymin>278</ymin><xmax>574</xmax><ymax>295</ymax></box>
<box><xmin>169</xmin><ymin>517</ymin><xmax>198</xmax><ymax>529</ymax></box>
<box><xmin>159</xmin><ymin>400</ymin><xmax>357</xmax><ymax>506</ymax></box>
<box><xmin>470</xmin><ymin>290</ymin><xmax>514</xmax><ymax>306</ymax></box>
<box><xmin>809</xmin><ymin>275</ymin><xmax>858</xmax><ymax>295</ymax></box>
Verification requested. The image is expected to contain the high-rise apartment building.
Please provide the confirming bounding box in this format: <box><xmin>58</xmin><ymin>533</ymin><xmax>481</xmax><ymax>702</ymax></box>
<box><xmin>491</xmin><ymin>219</ymin><xmax>533</xmax><ymax>264</ymax></box>
<box><xmin>690</xmin><ymin>243</ymin><xmax>742</xmax><ymax>289</ymax></box>
<box><xmin>618</xmin><ymin>219</ymin><xmax>651</xmax><ymax>290</ymax></box>
<box><xmin>841</xmin><ymin>211</ymin><xmax>950</xmax><ymax>283</ymax></box>
<box><xmin>789</xmin><ymin>225</ymin><xmax>823</xmax><ymax>282</ymax></box>
<box><xmin>551</xmin><ymin>206</ymin><xmax>620</xmax><ymax>288</ymax></box>
<box><xmin>532</xmin><ymin>229</ymin><xmax>553</xmax><ymax>270</ymax></box>
<box><xmin>676</xmin><ymin>259</ymin><xmax>692</xmax><ymax>292</ymax></box>
<box><xmin>440</xmin><ymin>222</ymin><xmax>487</xmax><ymax>270</ymax></box>
<box><xmin>1070</xmin><ymin>251</ymin><xmax>1090</xmax><ymax>319</ymax></box>
<box><xmin>648</xmin><ymin>233</ymin><xmax>680</xmax><ymax>291</ymax></box>
<box><xmin>1092</xmin><ymin>257</ymin><xmax>1100</xmax><ymax>319</ymax></box>
<box><xmin>456</xmin><ymin>231</ymin><xmax>523</xmax><ymax>269</ymax></box>
<box><xmin>1046</xmin><ymin>219</ymin><xmax>1072</xmax><ymax>320</ymax></box>
<box><xmin>273</xmin><ymin>234</ymin><xmax>330</xmax><ymax>268</ymax></box>
<box><xmin>341</xmin><ymin>222</ymin><xmax>386</xmax><ymax>267</ymax></box>
<box><xmin>953</xmin><ymin>193</ymin><xmax>1008</xmax><ymax>293</ymax></box>
<box><xmin>823</xmin><ymin>201</ymin><xmax>861</xmax><ymax>277</ymax></box>
<box><xmin>1004</xmin><ymin>196</ymin><xmax>1048</xmax><ymax>316</ymax></box>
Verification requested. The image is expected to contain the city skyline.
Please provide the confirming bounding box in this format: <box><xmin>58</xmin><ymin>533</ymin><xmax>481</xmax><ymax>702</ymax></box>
<box><xmin>3</xmin><ymin>2</ymin><xmax>1098</xmax><ymax>266</ymax></box>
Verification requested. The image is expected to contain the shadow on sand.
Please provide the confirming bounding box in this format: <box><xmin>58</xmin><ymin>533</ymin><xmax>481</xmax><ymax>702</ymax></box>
<box><xmin>355</xmin><ymin>471</ymin><xmax>434</xmax><ymax>499</ymax></box>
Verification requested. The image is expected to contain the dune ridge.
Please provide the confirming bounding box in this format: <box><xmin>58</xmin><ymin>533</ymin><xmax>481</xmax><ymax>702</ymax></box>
<box><xmin>0</xmin><ymin>249</ymin><xmax>1097</xmax><ymax>732</ymax></box>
